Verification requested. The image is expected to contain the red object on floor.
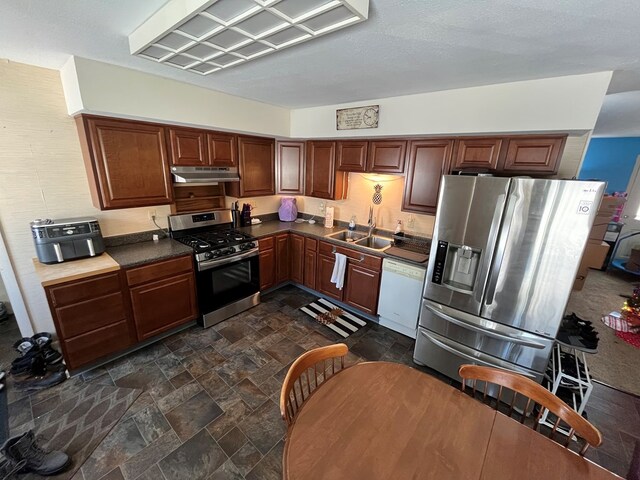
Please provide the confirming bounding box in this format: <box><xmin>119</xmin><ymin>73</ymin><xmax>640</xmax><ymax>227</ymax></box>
<box><xmin>616</xmin><ymin>330</ymin><xmax>640</xmax><ymax>349</ymax></box>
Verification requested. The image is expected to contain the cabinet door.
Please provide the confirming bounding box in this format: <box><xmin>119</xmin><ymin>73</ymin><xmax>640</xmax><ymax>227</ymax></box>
<box><xmin>337</xmin><ymin>141</ymin><xmax>368</xmax><ymax>172</ymax></box>
<box><xmin>276</xmin><ymin>233</ymin><xmax>290</xmax><ymax>285</ymax></box>
<box><xmin>259</xmin><ymin>248</ymin><xmax>276</xmax><ymax>291</ymax></box>
<box><xmin>402</xmin><ymin>139</ymin><xmax>454</xmax><ymax>214</ymax></box>
<box><xmin>290</xmin><ymin>234</ymin><xmax>305</xmax><ymax>284</ymax></box>
<box><xmin>276</xmin><ymin>141</ymin><xmax>305</xmax><ymax>195</ymax></box>
<box><xmin>130</xmin><ymin>272</ymin><xmax>198</xmax><ymax>340</ymax></box>
<box><xmin>233</xmin><ymin>135</ymin><xmax>275</xmax><ymax>197</ymax></box>
<box><xmin>78</xmin><ymin>116</ymin><xmax>173</xmax><ymax>209</ymax></box>
<box><xmin>452</xmin><ymin>138</ymin><xmax>502</xmax><ymax>171</ymax></box>
<box><xmin>207</xmin><ymin>132</ymin><xmax>237</xmax><ymax>167</ymax></box>
<box><xmin>304</xmin><ymin>237</ymin><xmax>317</xmax><ymax>290</ymax></box>
<box><xmin>306</xmin><ymin>141</ymin><xmax>348</xmax><ymax>200</ymax></box>
<box><xmin>169</xmin><ymin>128</ymin><xmax>208</xmax><ymax>166</ymax></box>
<box><xmin>502</xmin><ymin>136</ymin><xmax>566</xmax><ymax>174</ymax></box>
<box><xmin>367</xmin><ymin>140</ymin><xmax>407</xmax><ymax>173</ymax></box>
<box><xmin>317</xmin><ymin>254</ymin><xmax>343</xmax><ymax>302</ymax></box>
<box><xmin>344</xmin><ymin>263</ymin><xmax>381</xmax><ymax>315</ymax></box>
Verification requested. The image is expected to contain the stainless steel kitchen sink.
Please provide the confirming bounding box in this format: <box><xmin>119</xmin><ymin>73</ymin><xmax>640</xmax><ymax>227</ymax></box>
<box><xmin>354</xmin><ymin>235</ymin><xmax>392</xmax><ymax>250</ymax></box>
<box><xmin>325</xmin><ymin>230</ymin><xmax>367</xmax><ymax>242</ymax></box>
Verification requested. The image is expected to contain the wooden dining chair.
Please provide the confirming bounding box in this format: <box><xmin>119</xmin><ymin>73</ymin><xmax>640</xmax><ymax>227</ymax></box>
<box><xmin>458</xmin><ymin>364</ymin><xmax>602</xmax><ymax>455</ymax></box>
<box><xmin>280</xmin><ymin>343</ymin><xmax>349</xmax><ymax>426</ymax></box>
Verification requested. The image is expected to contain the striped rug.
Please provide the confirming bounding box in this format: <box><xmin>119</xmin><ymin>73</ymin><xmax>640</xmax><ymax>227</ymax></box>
<box><xmin>300</xmin><ymin>298</ymin><xmax>367</xmax><ymax>338</ymax></box>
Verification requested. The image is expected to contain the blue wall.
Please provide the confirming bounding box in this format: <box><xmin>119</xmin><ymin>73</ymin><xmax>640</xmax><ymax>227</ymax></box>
<box><xmin>579</xmin><ymin>137</ymin><xmax>640</xmax><ymax>193</ymax></box>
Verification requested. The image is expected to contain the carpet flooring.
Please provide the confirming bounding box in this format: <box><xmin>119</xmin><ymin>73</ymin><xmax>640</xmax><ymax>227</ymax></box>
<box><xmin>566</xmin><ymin>268</ymin><xmax>640</xmax><ymax>396</ymax></box>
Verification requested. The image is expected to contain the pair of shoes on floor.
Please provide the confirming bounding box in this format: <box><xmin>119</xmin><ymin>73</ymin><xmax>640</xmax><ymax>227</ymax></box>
<box><xmin>10</xmin><ymin>333</ymin><xmax>66</xmax><ymax>393</ymax></box>
<box><xmin>0</xmin><ymin>430</ymin><xmax>70</xmax><ymax>477</ymax></box>
<box><xmin>556</xmin><ymin>312</ymin><xmax>599</xmax><ymax>351</ymax></box>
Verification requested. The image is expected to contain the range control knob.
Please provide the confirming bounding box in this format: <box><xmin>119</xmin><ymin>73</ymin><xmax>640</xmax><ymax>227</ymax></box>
<box><xmin>225</xmin><ymin>248</ymin><xmax>236</xmax><ymax>255</ymax></box>
<box><xmin>204</xmin><ymin>252</ymin><xmax>213</xmax><ymax>260</ymax></box>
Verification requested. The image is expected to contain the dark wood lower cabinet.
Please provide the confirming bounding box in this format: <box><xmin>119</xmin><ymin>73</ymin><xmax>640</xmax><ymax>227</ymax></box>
<box><xmin>276</xmin><ymin>234</ymin><xmax>290</xmax><ymax>284</ymax></box>
<box><xmin>344</xmin><ymin>264</ymin><xmax>381</xmax><ymax>315</ymax></box>
<box><xmin>317</xmin><ymin>254</ymin><xmax>344</xmax><ymax>302</ymax></box>
<box><xmin>259</xmin><ymin>236</ymin><xmax>276</xmax><ymax>290</ymax></box>
<box><xmin>129</xmin><ymin>272</ymin><xmax>197</xmax><ymax>340</ymax></box>
<box><xmin>45</xmin><ymin>271</ymin><xmax>136</xmax><ymax>370</ymax></box>
<box><xmin>290</xmin><ymin>234</ymin><xmax>305</xmax><ymax>284</ymax></box>
<box><xmin>303</xmin><ymin>237</ymin><xmax>318</xmax><ymax>290</ymax></box>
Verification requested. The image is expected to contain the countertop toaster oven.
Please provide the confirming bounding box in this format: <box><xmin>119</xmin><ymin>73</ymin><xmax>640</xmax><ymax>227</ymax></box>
<box><xmin>31</xmin><ymin>217</ymin><xmax>105</xmax><ymax>264</ymax></box>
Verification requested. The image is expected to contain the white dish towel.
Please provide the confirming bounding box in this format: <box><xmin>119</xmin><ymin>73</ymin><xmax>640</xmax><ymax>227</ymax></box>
<box><xmin>331</xmin><ymin>252</ymin><xmax>347</xmax><ymax>290</ymax></box>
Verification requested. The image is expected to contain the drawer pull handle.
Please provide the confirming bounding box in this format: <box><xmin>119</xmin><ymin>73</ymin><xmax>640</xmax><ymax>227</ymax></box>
<box><xmin>331</xmin><ymin>246</ymin><xmax>365</xmax><ymax>263</ymax></box>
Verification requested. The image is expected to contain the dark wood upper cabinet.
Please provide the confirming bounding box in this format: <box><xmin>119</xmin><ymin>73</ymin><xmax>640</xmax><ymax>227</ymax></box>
<box><xmin>276</xmin><ymin>141</ymin><xmax>305</xmax><ymax>195</ymax></box>
<box><xmin>337</xmin><ymin>141</ymin><xmax>368</xmax><ymax>172</ymax></box>
<box><xmin>402</xmin><ymin>139</ymin><xmax>454</xmax><ymax>214</ymax></box>
<box><xmin>367</xmin><ymin>140</ymin><xmax>407</xmax><ymax>173</ymax></box>
<box><xmin>76</xmin><ymin>116</ymin><xmax>173</xmax><ymax>210</ymax></box>
<box><xmin>452</xmin><ymin>138</ymin><xmax>502</xmax><ymax>171</ymax></box>
<box><xmin>501</xmin><ymin>136</ymin><xmax>566</xmax><ymax>174</ymax></box>
<box><xmin>207</xmin><ymin>132</ymin><xmax>237</xmax><ymax>167</ymax></box>
<box><xmin>306</xmin><ymin>141</ymin><xmax>348</xmax><ymax>200</ymax></box>
<box><xmin>169</xmin><ymin>128</ymin><xmax>208</xmax><ymax>166</ymax></box>
<box><xmin>228</xmin><ymin>135</ymin><xmax>275</xmax><ymax>197</ymax></box>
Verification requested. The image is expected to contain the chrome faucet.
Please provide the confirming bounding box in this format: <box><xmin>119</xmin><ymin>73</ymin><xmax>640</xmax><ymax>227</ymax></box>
<box><xmin>367</xmin><ymin>206</ymin><xmax>376</xmax><ymax>237</ymax></box>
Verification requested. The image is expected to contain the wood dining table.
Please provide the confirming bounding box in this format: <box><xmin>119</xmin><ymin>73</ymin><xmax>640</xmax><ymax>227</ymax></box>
<box><xmin>283</xmin><ymin>362</ymin><xmax>621</xmax><ymax>480</ymax></box>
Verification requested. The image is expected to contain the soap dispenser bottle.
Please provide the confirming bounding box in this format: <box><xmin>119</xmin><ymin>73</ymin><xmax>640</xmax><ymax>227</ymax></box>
<box><xmin>347</xmin><ymin>216</ymin><xmax>357</xmax><ymax>240</ymax></box>
<box><xmin>394</xmin><ymin>220</ymin><xmax>404</xmax><ymax>236</ymax></box>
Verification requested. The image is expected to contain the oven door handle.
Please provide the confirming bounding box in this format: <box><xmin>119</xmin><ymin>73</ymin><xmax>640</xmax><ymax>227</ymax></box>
<box><xmin>197</xmin><ymin>248</ymin><xmax>259</xmax><ymax>271</ymax></box>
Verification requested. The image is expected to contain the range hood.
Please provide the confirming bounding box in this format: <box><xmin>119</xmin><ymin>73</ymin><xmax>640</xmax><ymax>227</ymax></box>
<box><xmin>171</xmin><ymin>166</ymin><xmax>239</xmax><ymax>185</ymax></box>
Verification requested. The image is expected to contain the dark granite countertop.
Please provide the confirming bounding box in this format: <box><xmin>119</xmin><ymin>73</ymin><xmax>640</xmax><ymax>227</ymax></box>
<box><xmin>106</xmin><ymin>238</ymin><xmax>193</xmax><ymax>268</ymax></box>
<box><xmin>237</xmin><ymin>220</ymin><xmax>430</xmax><ymax>266</ymax></box>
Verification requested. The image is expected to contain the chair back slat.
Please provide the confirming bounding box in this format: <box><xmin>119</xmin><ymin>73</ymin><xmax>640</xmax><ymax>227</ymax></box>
<box><xmin>458</xmin><ymin>364</ymin><xmax>602</xmax><ymax>455</ymax></box>
<box><xmin>280</xmin><ymin>344</ymin><xmax>349</xmax><ymax>426</ymax></box>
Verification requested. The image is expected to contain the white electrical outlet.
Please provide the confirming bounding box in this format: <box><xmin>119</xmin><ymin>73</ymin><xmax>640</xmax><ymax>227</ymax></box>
<box><xmin>319</xmin><ymin>202</ymin><xmax>325</xmax><ymax>213</ymax></box>
<box><xmin>407</xmin><ymin>214</ymin><xmax>415</xmax><ymax>230</ymax></box>
<box><xmin>148</xmin><ymin>209</ymin><xmax>156</xmax><ymax>220</ymax></box>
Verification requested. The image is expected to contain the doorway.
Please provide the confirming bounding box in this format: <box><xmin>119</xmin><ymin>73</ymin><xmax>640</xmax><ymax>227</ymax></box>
<box><xmin>0</xmin><ymin>276</ymin><xmax>20</xmax><ymax>372</ymax></box>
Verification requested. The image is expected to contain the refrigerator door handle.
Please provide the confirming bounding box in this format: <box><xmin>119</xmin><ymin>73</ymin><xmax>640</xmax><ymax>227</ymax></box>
<box><xmin>484</xmin><ymin>193</ymin><xmax>519</xmax><ymax>306</ymax></box>
<box><xmin>424</xmin><ymin>302</ymin><xmax>547</xmax><ymax>349</ymax></box>
<box><xmin>419</xmin><ymin>329</ymin><xmax>538</xmax><ymax>379</ymax></box>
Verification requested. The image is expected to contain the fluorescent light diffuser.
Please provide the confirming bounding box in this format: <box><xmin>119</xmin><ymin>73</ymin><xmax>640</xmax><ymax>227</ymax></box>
<box><xmin>129</xmin><ymin>0</ymin><xmax>369</xmax><ymax>74</ymax></box>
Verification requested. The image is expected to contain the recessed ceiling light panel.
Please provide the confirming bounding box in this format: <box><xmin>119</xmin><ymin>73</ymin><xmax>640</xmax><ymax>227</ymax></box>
<box><xmin>129</xmin><ymin>0</ymin><xmax>369</xmax><ymax>75</ymax></box>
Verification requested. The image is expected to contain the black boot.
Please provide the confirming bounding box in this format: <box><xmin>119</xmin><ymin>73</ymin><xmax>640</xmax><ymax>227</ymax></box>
<box><xmin>0</xmin><ymin>458</ymin><xmax>26</xmax><ymax>480</ymax></box>
<box><xmin>9</xmin><ymin>337</ymin><xmax>44</xmax><ymax>376</ymax></box>
<box><xmin>1</xmin><ymin>430</ymin><xmax>70</xmax><ymax>476</ymax></box>
<box><xmin>31</xmin><ymin>333</ymin><xmax>63</xmax><ymax>365</ymax></box>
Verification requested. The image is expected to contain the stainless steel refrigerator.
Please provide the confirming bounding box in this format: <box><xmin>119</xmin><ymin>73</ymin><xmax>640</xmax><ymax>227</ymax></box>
<box><xmin>413</xmin><ymin>176</ymin><xmax>605</xmax><ymax>383</ymax></box>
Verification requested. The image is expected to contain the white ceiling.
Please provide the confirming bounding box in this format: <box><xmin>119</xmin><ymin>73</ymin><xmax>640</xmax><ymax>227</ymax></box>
<box><xmin>1</xmin><ymin>0</ymin><xmax>640</xmax><ymax>134</ymax></box>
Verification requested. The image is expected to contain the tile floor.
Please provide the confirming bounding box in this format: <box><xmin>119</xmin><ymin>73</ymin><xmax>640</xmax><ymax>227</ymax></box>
<box><xmin>9</xmin><ymin>285</ymin><xmax>639</xmax><ymax>479</ymax></box>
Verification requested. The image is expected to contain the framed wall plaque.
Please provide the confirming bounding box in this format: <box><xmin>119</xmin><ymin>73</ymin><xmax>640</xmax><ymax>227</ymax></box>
<box><xmin>336</xmin><ymin>105</ymin><xmax>379</xmax><ymax>130</ymax></box>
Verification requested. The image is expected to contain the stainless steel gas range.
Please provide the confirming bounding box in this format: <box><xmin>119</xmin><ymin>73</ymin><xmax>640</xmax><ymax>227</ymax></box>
<box><xmin>169</xmin><ymin>210</ymin><xmax>260</xmax><ymax>328</ymax></box>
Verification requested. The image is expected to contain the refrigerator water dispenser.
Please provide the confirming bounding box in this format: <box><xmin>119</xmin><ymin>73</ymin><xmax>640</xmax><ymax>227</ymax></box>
<box><xmin>431</xmin><ymin>241</ymin><xmax>481</xmax><ymax>293</ymax></box>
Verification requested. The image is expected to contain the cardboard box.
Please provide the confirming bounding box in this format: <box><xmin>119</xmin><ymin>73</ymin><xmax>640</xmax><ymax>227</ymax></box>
<box><xmin>573</xmin><ymin>241</ymin><xmax>610</xmax><ymax>290</ymax></box>
<box><xmin>588</xmin><ymin>222</ymin><xmax>608</xmax><ymax>243</ymax></box>
<box><xmin>598</xmin><ymin>196</ymin><xmax>626</xmax><ymax>215</ymax></box>
<box><xmin>573</xmin><ymin>264</ymin><xmax>589</xmax><ymax>291</ymax></box>
<box><xmin>582</xmin><ymin>241</ymin><xmax>610</xmax><ymax>269</ymax></box>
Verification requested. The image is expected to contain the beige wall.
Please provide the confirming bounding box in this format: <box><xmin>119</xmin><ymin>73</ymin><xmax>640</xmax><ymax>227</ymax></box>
<box><xmin>291</xmin><ymin>72</ymin><xmax>612</xmax><ymax>138</ymax></box>
<box><xmin>0</xmin><ymin>59</ymin><xmax>171</xmax><ymax>334</ymax></box>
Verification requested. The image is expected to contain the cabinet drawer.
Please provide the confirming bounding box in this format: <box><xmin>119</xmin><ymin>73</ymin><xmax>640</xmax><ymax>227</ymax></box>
<box><xmin>63</xmin><ymin>320</ymin><xmax>135</xmax><ymax>370</ymax></box>
<box><xmin>305</xmin><ymin>237</ymin><xmax>318</xmax><ymax>252</ymax></box>
<box><xmin>48</xmin><ymin>272</ymin><xmax>121</xmax><ymax>307</ymax></box>
<box><xmin>126</xmin><ymin>255</ymin><xmax>192</xmax><ymax>287</ymax></box>
<box><xmin>259</xmin><ymin>236</ymin><xmax>275</xmax><ymax>251</ymax></box>
<box><xmin>55</xmin><ymin>292</ymin><xmax>127</xmax><ymax>339</ymax></box>
<box><xmin>318</xmin><ymin>241</ymin><xmax>382</xmax><ymax>271</ymax></box>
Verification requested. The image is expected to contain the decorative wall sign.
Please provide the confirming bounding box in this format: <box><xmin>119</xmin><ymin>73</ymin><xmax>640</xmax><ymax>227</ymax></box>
<box><xmin>336</xmin><ymin>105</ymin><xmax>379</xmax><ymax>130</ymax></box>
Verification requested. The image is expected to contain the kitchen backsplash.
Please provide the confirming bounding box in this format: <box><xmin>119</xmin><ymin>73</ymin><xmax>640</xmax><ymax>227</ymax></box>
<box><xmin>226</xmin><ymin>172</ymin><xmax>437</xmax><ymax>236</ymax></box>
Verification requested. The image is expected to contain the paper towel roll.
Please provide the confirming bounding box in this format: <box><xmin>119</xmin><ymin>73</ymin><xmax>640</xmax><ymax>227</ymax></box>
<box><xmin>324</xmin><ymin>206</ymin><xmax>334</xmax><ymax>228</ymax></box>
